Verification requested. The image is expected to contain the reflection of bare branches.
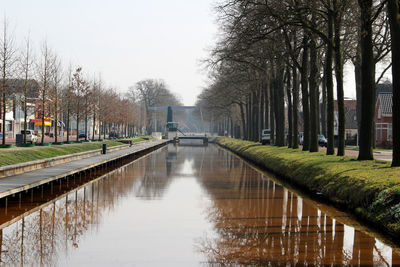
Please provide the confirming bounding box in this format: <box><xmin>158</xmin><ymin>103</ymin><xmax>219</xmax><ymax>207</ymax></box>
<box><xmin>0</xmin><ymin>144</ymin><xmax>397</xmax><ymax>266</ymax></box>
<box><xmin>0</xmin><ymin>157</ymin><xmax>149</xmax><ymax>266</ymax></box>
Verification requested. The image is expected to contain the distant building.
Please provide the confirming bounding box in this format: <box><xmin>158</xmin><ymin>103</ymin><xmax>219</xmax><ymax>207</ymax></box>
<box><xmin>375</xmin><ymin>88</ymin><xmax>392</xmax><ymax>147</ymax></box>
<box><xmin>0</xmin><ymin>79</ymin><xmax>40</xmax><ymax>138</ymax></box>
<box><xmin>334</xmin><ymin>99</ymin><xmax>357</xmax><ymax>140</ymax></box>
<box><xmin>345</xmin><ymin>109</ymin><xmax>358</xmax><ymax>140</ymax></box>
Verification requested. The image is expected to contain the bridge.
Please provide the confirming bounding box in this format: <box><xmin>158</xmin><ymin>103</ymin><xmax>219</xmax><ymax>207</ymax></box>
<box><xmin>148</xmin><ymin>106</ymin><xmax>207</xmax><ymax>141</ymax></box>
<box><xmin>176</xmin><ymin>135</ymin><xmax>208</xmax><ymax>144</ymax></box>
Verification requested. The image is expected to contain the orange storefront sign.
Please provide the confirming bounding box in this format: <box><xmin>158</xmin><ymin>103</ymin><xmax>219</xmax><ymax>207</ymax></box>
<box><xmin>31</xmin><ymin>118</ymin><xmax>51</xmax><ymax>126</ymax></box>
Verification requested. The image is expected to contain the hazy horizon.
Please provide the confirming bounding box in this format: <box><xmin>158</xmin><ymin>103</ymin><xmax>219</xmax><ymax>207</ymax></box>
<box><xmin>4</xmin><ymin>0</ymin><xmax>217</xmax><ymax>106</ymax></box>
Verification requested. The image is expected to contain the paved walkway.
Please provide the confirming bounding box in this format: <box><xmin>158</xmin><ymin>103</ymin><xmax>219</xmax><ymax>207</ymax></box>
<box><xmin>0</xmin><ymin>140</ymin><xmax>168</xmax><ymax>199</ymax></box>
<box><xmin>318</xmin><ymin>147</ymin><xmax>392</xmax><ymax>161</ymax></box>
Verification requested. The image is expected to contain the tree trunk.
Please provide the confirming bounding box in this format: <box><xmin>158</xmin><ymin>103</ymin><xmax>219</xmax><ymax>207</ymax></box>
<box><xmin>92</xmin><ymin>110</ymin><xmax>96</xmax><ymax>140</ymax></box>
<box><xmin>354</xmin><ymin>51</ymin><xmax>362</xmax><ymax>147</ymax></box>
<box><xmin>41</xmin><ymin>91</ymin><xmax>45</xmax><ymax>144</ymax></box>
<box><xmin>286</xmin><ymin>67</ymin><xmax>293</xmax><ymax>148</ymax></box>
<box><xmin>325</xmin><ymin>56</ymin><xmax>335</xmax><ymax>155</ymax></box>
<box><xmin>84</xmin><ymin>112</ymin><xmax>88</xmax><ymax>141</ymax></box>
<box><xmin>2</xmin><ymin>76</ymin><xmax>6</xmax><ymax>145</ymax></box>
<box><xmin>301</xmin><ymin>34</ymin><xmax>310</xmax><ymax>151</ymax></box>
<box><xmin>54</xmin><ymin>97</ymin><xmax>58</xmax><ymax>143</ymax></box>
<box><xmin>67</xmin><ymin>105</ymin><xmax>70</xmax><ymax>143</ymax></box>
<box><xmin>358</xmin><ymin>0</ymin><xmax>375</xmax><ymax>160</ymax></box>
<box><xmin>76</xmin><ymin>102</ymin><xmax>80</xmax><ymax>142</ymax></box>
<box><xmin>321</xmin><ymin>71</ymin><xmax>327</xmax><ymax>137</ymax></box>
<box><xmin>333</xmin><ymin>0</ymin><xmax>345</xmax><ymax>156</ymax></box>
<box><xmin>260</xmin><ymin>84</ymin><xmax>264</xmax><ymax>131</ymax></box>
<box><xmin>239</xmin><ymin>103</ymin><xmax>246</xmax><ymax>139</ymax></box>
<box><xmin>309</xmin><ymin>35</ymin><xmax>319</xmax><ymax>152</ymax></box>
<box><xmin>252</xmin><ymin>90</ymin><xmax>259</xmax><ymax>141</ymax></box>
<box><xmin>325</xmin><ymin>5</ymin><xmax>335</xmax><ymax>155</ymax></box>
<box><xmin>264</xmin><ymin>78</ymin><xmax>270</xmax><ymax>130</ymax></box>
<box><xmin>246</xmin><ymin>95</ymin><xmax>251</xmax><ymax>140</ymax></box>
<box><xmin>388</xmin><ymin>0</ymin><xmax>400</xmax><ymax>166</ymax></box>
<box><xmin>269</xmin><ymin>79</ymin><xmax>275</xmax><ymax>144</ymax></box>
<box><xmin>292</xmin><ymin>65</ymin><xmax>299</xmax><ymax>149</ymax></box>
<box><xmin>274</xmin><ymin>62</ymin><xmax>285</xmax><ymax>147</ymax></box>
<box><xmin>23</xmin><ymin>80</ymin><xmax>28</xmax><ymax>144</ymax></box>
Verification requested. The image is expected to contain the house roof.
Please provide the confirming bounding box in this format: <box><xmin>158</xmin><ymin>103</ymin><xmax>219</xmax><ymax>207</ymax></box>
<box><xmin>334</xmin><ymin>99</ymin><xmax>357</xmax><ymax>112</ymax></box>
<box><xmin>378</xmin><ymin>93</ymin><xmax>392</xmax><ymax>116</ymax></box>
<box><xmin>1</xmin><ymin>79</ymin><xmax>40</xmax><ymax>98</ymax></box>
<box><xmin>377</xmin><ymin>83</ymin><xmax>392</xmax><ymax>95</ymax></box>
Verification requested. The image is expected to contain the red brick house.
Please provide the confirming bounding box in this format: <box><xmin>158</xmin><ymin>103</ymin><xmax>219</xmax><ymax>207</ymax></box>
<box><xmin>375</xmin><ymin>92</ymin><xmax>392</xmax><ymax>147</ymax></box>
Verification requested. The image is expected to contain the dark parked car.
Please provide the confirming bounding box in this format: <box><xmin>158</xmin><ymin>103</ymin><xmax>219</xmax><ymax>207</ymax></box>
<box><xmin>78</xmin><ymin>131</ymin><xmax>87</xmax><ymax>139</ymax></box>
<box><xmin>109</xmin><ymin>131</ymin><xmax>120</xmax><ymax>138</ymax></box>
<box><xmin>318</xmin><ymin>135</ymin><xmax>328</xmax><ymax>147</ymax></box>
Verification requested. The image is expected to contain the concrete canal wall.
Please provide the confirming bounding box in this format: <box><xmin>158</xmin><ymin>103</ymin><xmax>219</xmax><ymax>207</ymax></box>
<box><xmin>0</xmin><ymin>143</ymin><xmax>133</xmax><ymax>178</ymax></box>
<box><xmin>0</xmin><ymin>140</ymin><xmax>168</xmax><ymax>200</ymax></box>
<box><xmin>217</xmin><ymin>137</ymin><xmax>400</xmax><ymax>239</ymax></box>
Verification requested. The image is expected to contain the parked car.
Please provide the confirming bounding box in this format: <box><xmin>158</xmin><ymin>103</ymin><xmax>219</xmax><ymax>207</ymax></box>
<box><xmin>318</xmin><ymin>134</ymin><xmax>328</xmax><ymax>147</ymax></box>
<box><xmin>261</xmin><ymin>129</ymin><xmax>271</xmax><ymax>145</ymax></box>
<box><xmin>78</xmin><ymin>131</ymin><xmax>87</xmax><ymax>139</ymax></box>
<box><xmin>20</xmin><ymin>130</ymin><xmax>38</xmax><ymax>144</ymax></box>
<box><xmin>109</xmin><ymin>131</ymin><xmax>120</xmax><ymax>138</ymax></box>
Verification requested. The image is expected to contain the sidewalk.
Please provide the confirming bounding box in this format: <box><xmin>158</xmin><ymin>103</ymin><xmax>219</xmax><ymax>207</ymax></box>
<box><xmin>0</xmin><ymin>139</ymin><xmax>168</xmax><ymax>199</ymax></box>
<box><xmin>0</xmin><ymin>134</ymin><xmax>108</xmax><ymax>145</ymax></box>
<box><xmin>319</xmin><ymin>147</ymin><xmax>392</xmax><ymax>161</ymax></box>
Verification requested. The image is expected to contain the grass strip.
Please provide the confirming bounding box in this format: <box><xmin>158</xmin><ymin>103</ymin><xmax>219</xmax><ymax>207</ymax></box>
<box><xmin>0</xmin><ymin>140</ymin><xmax>127</xmax><ymax>167</ymax></box>
<box><xmin>217</xmin><ymin>137</ymin><xmax>400</xmax><ymax>238</ymax></box>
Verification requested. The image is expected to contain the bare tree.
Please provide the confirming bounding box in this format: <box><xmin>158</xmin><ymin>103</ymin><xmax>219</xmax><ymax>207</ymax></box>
<box><xmin>387</xmin><ymin>0</ymin><xmax>400</xmax><ymax>166</ymax></box>
<box><xmin>91</xmin><ymin>74</ymin><xmax>101</xmax><ymax>141</ymax></box>
<box><xmin>50</xmin><ymin>54</ymin><xmax>62</xmax><ymax>143</ymax></box>
<box><xmin>0</xmin><ymin>18</ymin><xmax>17</xmax><ymax>145</ymax></box>
<box><xmin>132</xmin><ymin>79</ymin><xmax>181</xmax><ymax>133</ymax></box>
<box><xmin>19</xmin><ymin>34</ymin><xmax>34</xmax><ymax>144</ymax></box>
<box><xmin>36</xmin><ymin>41</ymin><xmax>54</xmax><ymax>144</ymax></box>
<box><xmin>72</xmin><ymin>67</ymin><xmax>89</xmax><ymax>142</ymax></box>
<box><xmin>63</xmin><ymin>65</ymin><xmax>74</xmax><ymax>143</ymax></box>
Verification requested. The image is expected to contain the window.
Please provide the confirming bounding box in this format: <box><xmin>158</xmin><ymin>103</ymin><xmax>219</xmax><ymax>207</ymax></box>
<box><xmin>6</xmin><ymin>121</ymin><xmax>12</xmax><ymax>132</ymax></box>
<box><xmin>388</xmin><ymin>123</ymin><xmax>393</xmax><ymax>141</ymax></box>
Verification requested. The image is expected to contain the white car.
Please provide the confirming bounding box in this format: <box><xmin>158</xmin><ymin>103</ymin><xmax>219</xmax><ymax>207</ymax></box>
<box><xmin>299</xmin><ymin>132</ymin><xmax>304</xmax><ymax>145</ymax></box>
<box><xmin>21</xmin><ymin>130</ymin><xmax>38</xmax><ymax>144</ymax></box>
<box><xmin>261</xmin><ymin>129</ymin><xmax>271</xmax><ymax>145</ymax></box>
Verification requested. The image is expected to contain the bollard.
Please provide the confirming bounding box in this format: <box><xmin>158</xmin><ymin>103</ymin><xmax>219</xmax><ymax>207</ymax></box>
<box><xmin>102</xmin><ymin>143</ymin><xmax>107</xmax><ymax>154</ymax></box>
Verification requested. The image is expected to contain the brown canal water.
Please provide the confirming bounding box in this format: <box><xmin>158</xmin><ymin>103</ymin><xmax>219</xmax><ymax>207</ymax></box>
<box><xmin>0</xmin><ymin>144</ymin><xmax>399</xmax><ymax>266</ymax></box>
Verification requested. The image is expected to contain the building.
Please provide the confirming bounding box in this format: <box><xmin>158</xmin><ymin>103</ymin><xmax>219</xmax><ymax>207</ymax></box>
<box><xmin>334</xmin><ymin>99</ymin><xmax>357</xmax><ymax>140</ymax></box>
<box><xmin>0</xmin><ymin>79</ymin><xmax>40</xmax><ymax>138</ymax></box>
<box><xmin>376</xmin><ymin>91</ymin><xmax>392</xmax><ymax>147</ymax></box>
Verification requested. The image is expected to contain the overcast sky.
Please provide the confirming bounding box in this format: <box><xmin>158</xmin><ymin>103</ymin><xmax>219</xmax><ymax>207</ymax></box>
<box><xmin>5</xmin><ymin>0</ymin><xmax>389</xmax><ymax>105</ymax></box>
<box><xmin>4</xmin><ymin>0</ymin><xmax>217</xmax><ymax>105</ymax></box>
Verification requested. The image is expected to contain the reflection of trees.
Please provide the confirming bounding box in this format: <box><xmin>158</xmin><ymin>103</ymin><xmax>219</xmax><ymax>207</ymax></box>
<box><xmin>0</xmin><ymin>145</ymin><xmax>397</xmax><ymax>266</ymax></box>
<box><xmin>0</xmin><ymin>159</ymin><xmax>148</xmax><ymax>266</ymax></box>
<box><xmin>194</xmin><ymin>146</ymin><xmax>398</xmax><ymax>266</ymax></box>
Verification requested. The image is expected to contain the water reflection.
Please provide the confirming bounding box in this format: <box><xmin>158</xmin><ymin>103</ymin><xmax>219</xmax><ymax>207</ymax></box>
<box><xmin>194</xmin><ymin>146</ymin><xmax>400</xmax><ymax>266</ymax></box>
<box><xmin>0</xmin><ymin>144</ymin><xmax>398</xmax><ymax>266</ymax></box>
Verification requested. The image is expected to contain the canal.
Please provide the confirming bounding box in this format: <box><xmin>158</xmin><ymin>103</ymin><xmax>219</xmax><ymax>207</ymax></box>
<box><xmin>0</xmin><ymin>143</ymin><xmax>399</xmax><ymax>266</ymax></box>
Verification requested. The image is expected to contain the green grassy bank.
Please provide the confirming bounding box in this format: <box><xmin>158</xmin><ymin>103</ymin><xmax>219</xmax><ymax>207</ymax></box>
<box><xmin>0</xmin><ymin>137</ymin><xmax>148</xmax><ymax>167</ymax></box>
<box><xmin>217</xmin><ymin>137</ymin><xmax>400</xmax><ymax>238</ymax></box>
